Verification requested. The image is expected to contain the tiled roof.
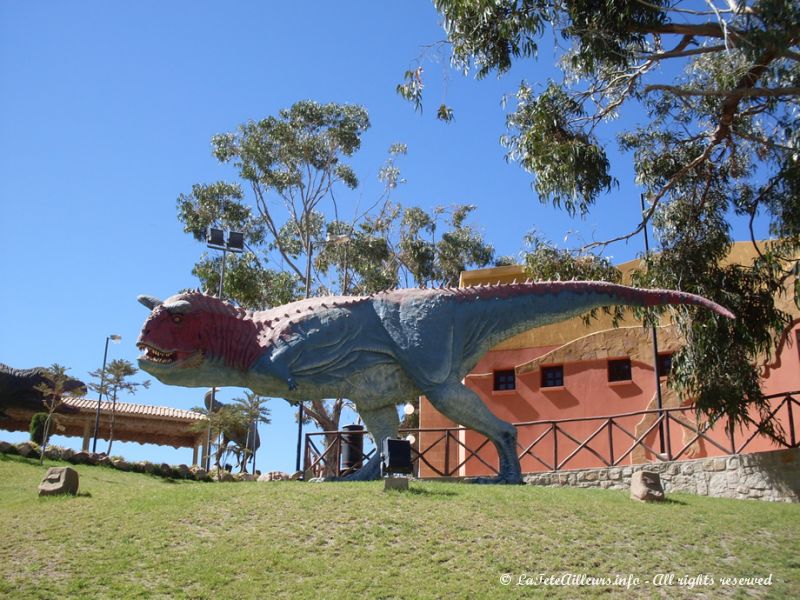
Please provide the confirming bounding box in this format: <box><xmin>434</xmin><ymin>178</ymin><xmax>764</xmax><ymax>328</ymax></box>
<box><xmin>62</xmin><ymin>397</ymin><xmax>205</xmax><ymax>422</ymax></box>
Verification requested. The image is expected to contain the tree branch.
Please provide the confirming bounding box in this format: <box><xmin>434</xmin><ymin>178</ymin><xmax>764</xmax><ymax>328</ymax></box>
<box><xmin>644</xmin><ymin>84</ymin><xmax>800</xmax><ymax>98</ymax></box>
<box><xmin>644</xmin><ymin>44</ymin><xmax>727</xmax><ymax>61</ymax></box>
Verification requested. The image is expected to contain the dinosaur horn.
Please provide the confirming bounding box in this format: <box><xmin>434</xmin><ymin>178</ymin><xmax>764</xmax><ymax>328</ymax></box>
<box><xmin>164</xmin><ymin>300</ymin><xmax>192</xmax><ymax>314</ymax></box>
<box><xmin>137</xmin><ymin>295</ymin><xmax>163</xmax><ymax>310</ymax></box>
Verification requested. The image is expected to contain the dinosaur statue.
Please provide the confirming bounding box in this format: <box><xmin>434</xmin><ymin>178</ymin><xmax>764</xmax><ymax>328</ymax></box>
<box><xmin>136</xmin><ymin>281</ymin><xmax>734</xmax><ymax>483</ymax></box>
<box><xmin>0</xmin><ymin>363</ymin><xmax>86</xmax><ymax>417</ymax></box>
<box><xmin>203</xmin><ymin>389</ymin><xmax>260</xmax><ymax>472</ymax></box>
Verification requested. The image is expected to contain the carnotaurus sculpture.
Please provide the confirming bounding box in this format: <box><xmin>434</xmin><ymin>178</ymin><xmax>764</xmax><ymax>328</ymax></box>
<box><xmin>136</xmin><ymin>282</ymin><xmax>734</xmax><ymax>483</ymax></box>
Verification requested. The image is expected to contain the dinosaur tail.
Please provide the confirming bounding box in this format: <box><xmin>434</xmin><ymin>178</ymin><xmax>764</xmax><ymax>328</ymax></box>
<box><xmin>453</xmin><ymin>280</ymin><xmax>734</xmax><ymax>363</ymax></box>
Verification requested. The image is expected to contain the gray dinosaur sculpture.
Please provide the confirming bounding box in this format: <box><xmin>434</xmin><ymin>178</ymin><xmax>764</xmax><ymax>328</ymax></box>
<box><xmin>0</xmin><ymin>362</ymin><xmax>86</xmax><ymax>416</ymax></box>
<box><xmin>136</xmin><ymin>281</ymin><xmax>733</xmax><ymax>483</ymax></box>
<box><xmin>203</xmin><ymin>389</ymin><xmax>260</xmax><ymax>472</ymax></box>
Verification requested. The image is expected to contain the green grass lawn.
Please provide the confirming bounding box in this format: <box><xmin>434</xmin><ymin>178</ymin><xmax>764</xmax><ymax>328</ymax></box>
<box><xmin>1</xmin><ymin>454</ymin><xmax>798</xmax><ymax>599</ymax></box>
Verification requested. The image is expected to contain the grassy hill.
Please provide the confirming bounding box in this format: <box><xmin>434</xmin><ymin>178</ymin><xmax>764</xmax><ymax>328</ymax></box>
<box><xmin>1</xmin><ymin>454</ymin><xmax>798</xmax><ymax>599</ymax></box>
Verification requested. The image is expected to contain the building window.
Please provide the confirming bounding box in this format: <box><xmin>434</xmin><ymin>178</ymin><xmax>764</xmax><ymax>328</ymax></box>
<box><xmin>493</xmin><ymin>369</ymin><xmax>516</xmax><ymax>391</ymax></box>
<box><xmin>541</xmin><ymin>365</ymin><xmax>564</xmax><ymax>388</ymax></box>
<box><xmin>657</xmin><ymin>353</ymin><xmax>673</xmax><ymax>377</ymax></box>
<box><xmin>608</xmin><ymin>358</ymin><xmax>632</xmax><ymax>382</ymax></box>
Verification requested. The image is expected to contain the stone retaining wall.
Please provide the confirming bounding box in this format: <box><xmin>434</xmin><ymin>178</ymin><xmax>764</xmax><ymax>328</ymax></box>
<box><xmin>523</xmin><ymin>447</ymin><xmax>800</xmax><ymax>502</ymax></box>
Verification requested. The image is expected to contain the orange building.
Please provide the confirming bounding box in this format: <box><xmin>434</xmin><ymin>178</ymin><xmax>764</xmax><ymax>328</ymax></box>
<box><xmin>417</xmin><ymin>243</ymin><xmax>800</xmax><ymax>477</ymax></box>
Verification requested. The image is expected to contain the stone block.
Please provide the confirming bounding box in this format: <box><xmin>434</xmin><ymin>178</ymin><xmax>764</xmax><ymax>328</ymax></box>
<box><xmin>38</xmin><ymin>467</ymin><xmax>79</xmax><ymax>496</ymax></box>
<box><xmin>0</xmin><ymin>441</ymin><xmax>13</xmax><ymax>454</ymax></box>
<box><xmin>712</xmin><ymin>458</ymin><xmax>727</xmax><ymax>471</ymax></box>
<box><xmin>630</xmin><ymin>471</ymin><xmax>665</xmax><ymax>502</ymax></box>
<box><xmin>708</xmin><ymin>473</ymin><xmax>729</xmax><ymax>496</ymax></box>
<box><xmin>189</xmin><ymin>466</ymin><xmax>208</xmax><ymax>481</ymax></box>
<box><xmin>16</xmin><ymin>442</ymin><xmax>40</xmax><ymax>458</ymax></box>
<box><xmin>68</xmin><ymin>451</ymin><xmax>91</xmax><ymax>465</ymax></box>
<box><xmin>384</xmin><ymin>476</ymin><xmax>409</xmax><ymax>491</ymax></box>
<box><xmin>213</xmin><ymin>470</ymin><xmax>234</xmax><ymax>482</ymax></box>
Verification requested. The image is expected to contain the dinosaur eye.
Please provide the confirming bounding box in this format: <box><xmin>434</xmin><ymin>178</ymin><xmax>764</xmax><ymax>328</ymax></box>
<box><xmin>172</xmin><ymin>314</ymin><xmax>183</xmax><ymax>324</ymax></box>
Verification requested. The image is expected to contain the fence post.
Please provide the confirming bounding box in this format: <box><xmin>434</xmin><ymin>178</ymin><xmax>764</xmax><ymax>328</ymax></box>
<box><xmin>728</xmin><ymin>419</ymin><xmax>736</xmax><ymax>454</ymax></box>
<box><xmin>787</xmin><ymin>396</ymin><xmax>796</xmax><ymax>447</ymax></box>
<box><xmin>444</xmin><ymin>431</ymin><xmax>451</xmax><ymax>476</ymax></box>
<box><xmin>664</xmin><ymin>413</ymin><xmax>673</xmax><ymax>461</ymax></box>
<box><xmin>607</xmin><ymin>419</ymin><xmax>614</xmax><ymax>466</ymax></box>
<box><xmin>552</xmin><ymin>423</ymin><xmax>558</xmax><ymax>471</ymax></box>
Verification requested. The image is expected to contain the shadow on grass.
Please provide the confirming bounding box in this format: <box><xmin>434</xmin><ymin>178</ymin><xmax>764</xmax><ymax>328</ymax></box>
<box><xmin>658</xmin><ymin>497</ymin><xmax>689</xmax><ymax>506</ymax></box>
<box><xmin>406</xmin><ymin>486</ymin><xmax>458</xmax><ymax>497</ymax></box>
<box><xmin>38</xmin><ymin>491</ymin><xmax>92</xmax><ymax>500</ymax></box>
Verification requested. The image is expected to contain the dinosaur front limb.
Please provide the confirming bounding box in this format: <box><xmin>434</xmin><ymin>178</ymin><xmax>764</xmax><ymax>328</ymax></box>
<box><xmin>341</xmin><ymin>404</ymin><xmax>400</xmax><ymax>482</ymax></box>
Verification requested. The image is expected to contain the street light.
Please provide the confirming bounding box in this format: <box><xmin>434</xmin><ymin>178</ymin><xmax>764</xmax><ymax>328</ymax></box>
<box><xmin>295</xmin><ymin>234</ymin><xmax>351</xmax><ymax>474</ymax></box>
<box><xmin>204</xmin><ymin>227</ymin><xmax>244</xmax><ymax>470</ymax></box>
<box><xmin>92</xmin><ymin>334</ymin><xmax>121</xmax><ymax>453</ymax></box>
<box><xmin>641</xmin><ymin>194</ymin><xmax>667</xmax><ymax>456</ymax></box>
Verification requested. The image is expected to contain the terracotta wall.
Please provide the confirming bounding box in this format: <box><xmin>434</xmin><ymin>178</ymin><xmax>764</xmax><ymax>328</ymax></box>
<box><xmin>418</xmin><ymin>322</ymin><xmax>800</xmax><ymax>478</ymax></box>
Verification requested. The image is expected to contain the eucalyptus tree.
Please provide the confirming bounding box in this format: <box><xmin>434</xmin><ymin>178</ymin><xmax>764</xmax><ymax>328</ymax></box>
<box><xmin>399</xmin><ymin>0</ymin><xmax>799</xmax><ymax>426</ymax></box>
<box><xmin>178</xmin><ymin>102</ymin><xmax>497</xmax><ymax>446</ymax></box>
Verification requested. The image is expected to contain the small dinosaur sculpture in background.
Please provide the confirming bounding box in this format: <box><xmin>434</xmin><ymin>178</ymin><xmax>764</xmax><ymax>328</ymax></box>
<box><xmin>0</xmin><ymin>363</ymin><xmax>86</xmax><ymax>417</ymax></box>
<box><xmin>136</xmin><ymin>281</ymin><xmax>734</xmax><ymax>483</ymax></box>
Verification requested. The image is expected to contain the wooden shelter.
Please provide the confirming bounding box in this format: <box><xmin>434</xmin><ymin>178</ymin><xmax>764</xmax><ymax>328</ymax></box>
<box><xmin>0</xmin><ymin>397</ymin><xmax>208</xmax><ymax>465</ymax></box>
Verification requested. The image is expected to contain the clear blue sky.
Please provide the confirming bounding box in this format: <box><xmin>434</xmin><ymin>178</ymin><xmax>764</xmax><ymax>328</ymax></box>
<box><xmin>0</xmin><ymin>2</ymin><xmax>767</xmax><ymax>472</ymax></box>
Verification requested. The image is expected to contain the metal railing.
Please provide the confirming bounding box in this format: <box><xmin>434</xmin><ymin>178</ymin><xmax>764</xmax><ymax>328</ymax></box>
<box><xmin>303</xmin><ymin>391</ymin><xmax>799</xmax><ymax>479</ymax></box>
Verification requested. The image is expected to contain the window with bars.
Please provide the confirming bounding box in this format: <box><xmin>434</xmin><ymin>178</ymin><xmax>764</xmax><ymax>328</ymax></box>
<box><xmin>493</xmin><ymin>369</ymin><xmax>516</xmax><ymax>391</ymax></box>
<box><xmin>541</xmin><ymin>365</ymin><xmax>564</xmax><ymax>388</ymax></box>
<box><xmin>608</xmin><ymin>358</ymin><xmax>632</xmax><ymax>382</ymax></box>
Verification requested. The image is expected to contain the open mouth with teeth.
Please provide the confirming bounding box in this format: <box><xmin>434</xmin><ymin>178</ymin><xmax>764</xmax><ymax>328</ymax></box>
<box><xmin>138</xmin><ymin>343</ymin><xmax>178</xmax><ymax>364</ymax></box>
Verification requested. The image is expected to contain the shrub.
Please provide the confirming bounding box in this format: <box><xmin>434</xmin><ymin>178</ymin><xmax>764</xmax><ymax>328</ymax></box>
<box><xmin>29</xmin><ymin>413</ymin><xmax>49</xmax><ymax>445</ymax></box>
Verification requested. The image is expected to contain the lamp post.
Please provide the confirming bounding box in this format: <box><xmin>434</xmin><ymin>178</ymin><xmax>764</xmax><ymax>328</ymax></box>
<box><xmin>295</xmin><ymin>234</ymin><xmax>351</xmax><ymax>474</ymax></box>
<box><xmin>641</xmin><ymin>194</ymin><xmax>667</xmax><ymax>456</ymax></box>
<box><xmin>92</xmin><ymin>334</ymin><xmax>121</xmax><ymax>453</ymax></box>
<box><xmin>205</xmin><ymin>227</ymin><xmax>244</xmax><ymax>470</ymax></box>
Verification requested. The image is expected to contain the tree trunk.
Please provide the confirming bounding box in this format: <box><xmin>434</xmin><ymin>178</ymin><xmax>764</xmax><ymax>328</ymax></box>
<box><xmin>39</xmin><ymin>415</ymin><xmax>52</xmax><ymax>465</ymax></box>
<box><xmin>106</xmin><ymin>391</ymin><xmax>117</xmax><ymax>455</ymax></box>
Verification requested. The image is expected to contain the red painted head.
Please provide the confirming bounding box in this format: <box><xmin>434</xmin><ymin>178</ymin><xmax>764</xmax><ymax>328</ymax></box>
<box><xmin>136</xmin><ymin>292</ymin><xmax>261</xmax><ymax>387</ymax></box>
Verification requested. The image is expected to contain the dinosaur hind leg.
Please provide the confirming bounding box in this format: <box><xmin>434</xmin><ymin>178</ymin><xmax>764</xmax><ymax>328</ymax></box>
<box><xmin>426</xmin><ymin>381</ymin><xmax>521</xmax><ymax>484</ymax></box>
<box><xmin>341</xmin><ymin>404</ymin><xmax>400</xmax><ymax>482</ymax></box>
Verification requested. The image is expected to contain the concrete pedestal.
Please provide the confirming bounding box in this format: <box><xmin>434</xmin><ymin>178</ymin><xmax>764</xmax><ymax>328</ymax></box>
<box><xmin>384</xmin><ymin>476</ymin><xmax>409</xmax><ymax>491</ymax></box>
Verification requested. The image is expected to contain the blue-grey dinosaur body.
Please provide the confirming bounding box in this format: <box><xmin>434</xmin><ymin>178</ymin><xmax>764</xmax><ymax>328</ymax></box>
<box><xmin>137</xmin><ymin>281</ymin><xmax>734</xmax><ymax>483</ymax></box>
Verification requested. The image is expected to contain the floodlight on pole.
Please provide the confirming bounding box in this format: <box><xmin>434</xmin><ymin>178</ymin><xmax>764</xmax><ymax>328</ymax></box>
<box><xmin>92</xmin><ymin>334</ymin><xmax>121</xmax><ymax>453</ymax></box>
<box><xmin>641</xmin><ymin>194</ymin><xmax>667</xmax><ymax>456</ymax></box>
<box><xmin>296</xmin><ymin>234</ymin><xmax>352</xmax><ymax>475</ymax></box>
<box><xmin>204</xmin><ymin>228</ymin><xmax>244</xmax><ymax>470</ymax></box>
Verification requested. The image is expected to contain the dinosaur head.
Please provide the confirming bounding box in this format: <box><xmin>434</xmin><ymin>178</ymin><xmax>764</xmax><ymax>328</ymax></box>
<box><xmin>136</xmin><ymin>291</ymin><xmax>261</xmax><ymax>387</ymax></box>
